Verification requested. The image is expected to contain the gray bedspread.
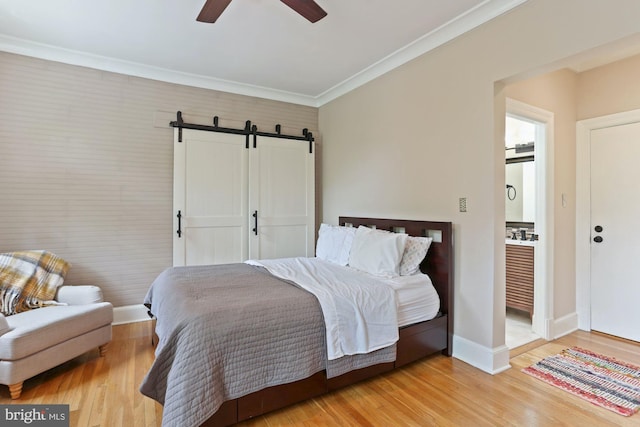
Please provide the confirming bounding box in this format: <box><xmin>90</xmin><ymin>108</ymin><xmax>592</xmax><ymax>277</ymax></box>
<box><xmin>140</xmin><ymin>263</ymin><xmax>395</xmax><ymax>427</ymax></box>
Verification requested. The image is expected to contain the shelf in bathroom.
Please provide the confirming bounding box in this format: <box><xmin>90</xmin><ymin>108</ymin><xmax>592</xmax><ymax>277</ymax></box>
<box><xmin>505</xmin><ymin>238</ymin><xmax>536</xmax><ymax>246</ymax></box>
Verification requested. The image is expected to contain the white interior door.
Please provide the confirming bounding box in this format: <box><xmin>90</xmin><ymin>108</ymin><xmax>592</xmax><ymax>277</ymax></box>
<box><xmin>590</xmin><ymin>122</ymin><xmax>640</xmax><ymax>342</ymax></box>
<box><xmin>173</xmin><ymin>129</ymin><xmax>248</xmax><ymax>266</ymax></box>
<box><xmin>249</xmin><ymin>136</ymin><xmax>315</xmax><ymax>260</ymax></box>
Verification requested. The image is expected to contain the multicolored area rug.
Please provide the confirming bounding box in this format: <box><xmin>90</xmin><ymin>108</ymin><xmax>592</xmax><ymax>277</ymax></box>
<box><xmin>523</xmin><ymin>347</ymin><xmax>640</xmax><ymax>416</ymax></box>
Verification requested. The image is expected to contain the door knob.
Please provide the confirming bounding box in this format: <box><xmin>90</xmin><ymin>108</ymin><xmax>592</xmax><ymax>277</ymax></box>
<box><xmin>594</xmin><ymin>225</ymin><xmax>603</xmax><ymax>232</ymax></box>
<box><xmin>593</xmin><ymin>236</ymin><xmax>603</xmax><ymax>243</ymax></box>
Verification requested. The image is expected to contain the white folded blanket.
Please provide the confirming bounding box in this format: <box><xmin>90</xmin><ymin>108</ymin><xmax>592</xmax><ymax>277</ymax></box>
<box><xmin>246</xmin><ymin>257</ymin><xmax>399</xmax><ymax>360</ymax></box>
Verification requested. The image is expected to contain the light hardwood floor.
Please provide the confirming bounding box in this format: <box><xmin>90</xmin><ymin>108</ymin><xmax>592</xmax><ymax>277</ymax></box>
<box><xmin>1</xmin><ymin>322</ymin><xmax>639</xmax><ymax>426</ymax></box>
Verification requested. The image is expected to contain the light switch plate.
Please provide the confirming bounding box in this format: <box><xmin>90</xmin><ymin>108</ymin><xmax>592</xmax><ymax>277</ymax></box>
<box><xmin>459</xmin><ymin>197</ymin><xmax>467</xmax><ymax>212</ymax></box>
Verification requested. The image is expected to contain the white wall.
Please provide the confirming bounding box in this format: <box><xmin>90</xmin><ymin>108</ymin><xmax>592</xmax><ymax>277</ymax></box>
<box><xmin>318</xmin><ymin>0</ymin><xmax>640</xmax><ymax>372</ymax></box>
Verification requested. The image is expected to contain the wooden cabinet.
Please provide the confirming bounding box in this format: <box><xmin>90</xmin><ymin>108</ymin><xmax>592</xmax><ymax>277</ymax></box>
<box><xmin>506</xmin><ymin>244</ymin><xmax>534</xmax><ymax>317</ymax></box>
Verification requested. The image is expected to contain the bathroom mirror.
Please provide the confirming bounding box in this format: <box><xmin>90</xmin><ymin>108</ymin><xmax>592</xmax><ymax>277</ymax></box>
<box><xmin>506</xmin><ymin>156</ymin><xmax>535</xmax><ymax>223</ymax></box>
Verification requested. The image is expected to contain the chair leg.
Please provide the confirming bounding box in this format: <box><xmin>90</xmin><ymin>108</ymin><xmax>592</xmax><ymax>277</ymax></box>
<box><xmin>9</xmin><ymin>382</ymin><xmax>23</xmax><ymax>399</ymax></box>
<box><xmin>98</xmin><ymin>342</ymin><xmax>109</xmax><ymax>357</ymax></box>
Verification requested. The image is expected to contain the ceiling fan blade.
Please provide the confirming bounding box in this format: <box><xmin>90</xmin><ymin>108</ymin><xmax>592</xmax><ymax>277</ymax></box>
<box><xmin>197</xmin><ymin>0</ymin><xmax>233</xmax><ymax>23</ymax></box>
<box><xmin>280</xmin><ymin>0</ymin><xmax>327</xmax><ymax>23</ymax></box>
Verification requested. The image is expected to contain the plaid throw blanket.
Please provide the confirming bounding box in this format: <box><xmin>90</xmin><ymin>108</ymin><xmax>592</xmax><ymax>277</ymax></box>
<box><xmin>0</xmin><ymin>250</ymin><xmax>70</xmax><ymax>316</ymax></box>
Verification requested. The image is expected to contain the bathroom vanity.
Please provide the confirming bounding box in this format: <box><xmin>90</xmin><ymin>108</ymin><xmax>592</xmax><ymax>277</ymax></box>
<box><xmin>505</xmin><ymin>239</ymin><xmax>534</xmax><ymax>318</ymax></box>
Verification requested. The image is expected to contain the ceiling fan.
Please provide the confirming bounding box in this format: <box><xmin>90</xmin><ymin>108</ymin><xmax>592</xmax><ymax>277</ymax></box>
<box><xmin>197</xmin><ymin>0</ymin><xmax>327</xmax><ymax>24</ymax></box>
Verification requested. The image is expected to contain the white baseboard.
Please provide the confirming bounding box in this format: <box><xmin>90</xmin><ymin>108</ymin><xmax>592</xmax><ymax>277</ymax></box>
<box><xmin>452</xmin><ymin>334</ymin><xmax>511</xmax><ymax>374</ymax></box>
<box><xmin>113</xmin><ymin>304</ymin><xmax>152</xmax><ymax>325</ymax></box>
<box><xmin>552</xmin><ymin>311</ymin><xmax>578</xmax><ymax>339</ymax></box>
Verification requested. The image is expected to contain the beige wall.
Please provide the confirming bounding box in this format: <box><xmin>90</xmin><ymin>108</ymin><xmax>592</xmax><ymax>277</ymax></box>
<box><xmin>318</xmin><ymin>0</ymin><xmax>640</xmax><ymax>370</ymax></box>
<box><xmin>505</xmin><ymin>69</ymin><xmax>578</xmax><ymax>319</ymax></box>
<box><xmin>577</xmin><ymin>53</ymin><xmax>640</xmax><ymax>120</ymax></box>
<box><xmin>0</xmin><ymin>51</ymin><xmax>318</xmax><ymax>307</ymax></box>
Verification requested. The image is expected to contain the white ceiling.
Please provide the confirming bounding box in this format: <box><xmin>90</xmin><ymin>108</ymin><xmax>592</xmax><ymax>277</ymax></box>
<box><xmin>0</xmin><ymin>0</ymin><xmax>527</xmax><ymax>106</ymax></box>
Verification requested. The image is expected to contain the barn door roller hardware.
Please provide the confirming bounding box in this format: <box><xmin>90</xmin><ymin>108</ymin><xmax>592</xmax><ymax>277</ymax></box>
<box><xmin>170</xmin><ymin>111</ymin><xmax>314</xmax><ymax>153</ymax></box>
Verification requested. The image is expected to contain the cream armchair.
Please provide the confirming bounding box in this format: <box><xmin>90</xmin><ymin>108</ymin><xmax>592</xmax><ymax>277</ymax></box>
<box><xmin>0</xmin><ymin>285</ymin><xmax>113</xmax><ymax>399</ymax></box>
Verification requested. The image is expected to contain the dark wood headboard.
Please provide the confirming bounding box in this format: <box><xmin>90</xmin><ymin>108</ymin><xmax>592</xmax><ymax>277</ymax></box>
<box><xmin>339</xmin><ymin>217</ymin><xmax>454</xmax><ymax>345</ymax></box>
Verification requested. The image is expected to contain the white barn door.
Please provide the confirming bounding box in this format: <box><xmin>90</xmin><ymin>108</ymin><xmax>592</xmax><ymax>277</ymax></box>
<box><xmin>173</xmin><ymin>129</ymin><xmax>249</xmax><ymax>266</ymax></box>
<box><xmin>174</xmin><ymin>130</ymin><xmax>314</xmax><ymax>266</ymax></box>
<box><xmin>249</xmin><ymin>136</ymin><xmax>315</xmax><ymax>260</ymax></box>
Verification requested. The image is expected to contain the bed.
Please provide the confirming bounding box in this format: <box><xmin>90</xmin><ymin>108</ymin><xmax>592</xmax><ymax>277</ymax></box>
<box><xmin>140</xmin><ymin>217</ymin><xmax>453</xmax><ymax>427</ymax></box>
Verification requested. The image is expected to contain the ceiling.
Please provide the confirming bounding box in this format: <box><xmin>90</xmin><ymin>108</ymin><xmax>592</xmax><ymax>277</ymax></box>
<box><xmin>0</xmin><ymin>0</ymin><xmax>528</xmax><ymax>106</ymax></box>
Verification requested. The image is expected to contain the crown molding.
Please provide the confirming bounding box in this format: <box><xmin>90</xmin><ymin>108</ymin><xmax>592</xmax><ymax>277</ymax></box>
<box><xmin>0</xmin><ymin>0</ymin><xmax>526</xmax><ymax>108</ymax></box>
<box><xmin>315</xmin><ymin>0</ymin><xmax>527</xmax><ymax>106</ymax></box>
<box><xmin>0</xmin><ymin>34</ymin><xmax>318</xmax><ymax>107</ymax></box>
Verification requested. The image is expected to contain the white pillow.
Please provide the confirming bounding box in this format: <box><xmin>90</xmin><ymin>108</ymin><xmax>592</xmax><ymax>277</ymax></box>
<box><xmin>348</xmin><ymin>226</ymin><xmax>407</xmax><ymax>278</ymax></box>
<box><xmin>399</xmin><ymin>236</ymin><xmax>433</xmax><ymax>276</ymax></box>
<box><xmin>315</xmin><ymin>223</ymin><xmax>356</xmax><ymax>266</ymax></box>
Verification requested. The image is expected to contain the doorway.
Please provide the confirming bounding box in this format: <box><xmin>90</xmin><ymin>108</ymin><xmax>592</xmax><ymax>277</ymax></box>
<box><xmin>505</xmin><ymin>99</ymin><xmax>554</xmax><ymax>345</ymax></box>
